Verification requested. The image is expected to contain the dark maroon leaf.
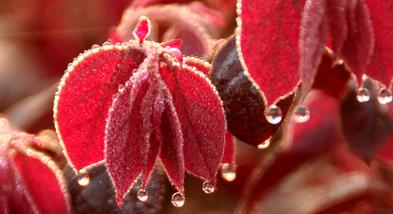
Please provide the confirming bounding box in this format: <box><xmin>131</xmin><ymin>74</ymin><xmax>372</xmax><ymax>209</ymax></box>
<box><xmin>340</xmin><ymin>79</ymin><xmax>393</xmax><ymax>162</ymax></box>
<box><xmin>65</xmin><ymin>164</ymin><xmax>164</xmax><ymax>214</ymax></box>
<box><xmin>211</xmin><ymin>36</ymin><xmax>294</xmax><ymax>147</ymax></box>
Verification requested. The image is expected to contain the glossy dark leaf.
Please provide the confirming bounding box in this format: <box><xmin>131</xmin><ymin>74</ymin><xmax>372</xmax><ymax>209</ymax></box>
<box><xmin>65</xmin><ymin>164</ymin><xmax>164</xmax><ymax>214</ymax></box>
<box><xmin>340</xmin><ymin>79</ymin><xmax>393</xmax><ymax>162</ymax></box>
<box><xmin>211</xmin><ymin>36</ymin><xmax>294</xmax><ymax>146</ymax></box>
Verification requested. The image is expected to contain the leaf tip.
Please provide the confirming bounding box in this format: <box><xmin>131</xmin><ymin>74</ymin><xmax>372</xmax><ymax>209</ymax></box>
<box><xmin>133</xmin><ymin>16</ymin><xmax>151</xmax><ymax>44</ymax></box>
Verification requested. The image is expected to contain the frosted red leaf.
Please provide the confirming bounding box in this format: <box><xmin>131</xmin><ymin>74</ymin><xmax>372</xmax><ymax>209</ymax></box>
<box><xmin>55</xmin><ymin>17</ymin><xmax>226</xmax><ymax>206</ymax></box>
<box><xmin>299</xmin><ymin>0</ymin><xmax>328</xmax><ymax>98</ymax></box>
<box><xmin>133</xmin><ymin>16</ymin><xmax>150</xmax><ymax>44</ymax></box>
<box><xmin>105</xmin><ymin>70</ymin><xmax>150</xmax><ymax>205</ymax></box>
<box><xmin>0</xmin><ymin>119</ymin><xmax>70</xmax><ymax>213</ymax></box>
<box><xmin>339</xmin><ymin>0</ymin><xmax>374</xmax><ymax>85</ymax></box>
<box><xmin>160</xmin><ymin>64</ymin><xmax>226</xmax><ymax>182</ymax></box>
<box><xmin>54</xmin><ymin>45</ymin><xmax>146</xmax><ymax>171</ymax></box>
<box><xmin>364</xmin><ymin>0</ymin><xmax>393</xmax><ymax>87</ymax></box>
<box><xmin>237</xmin><ymin>0</ymin><xmax>303</xmax><ymax>105</ymax></box>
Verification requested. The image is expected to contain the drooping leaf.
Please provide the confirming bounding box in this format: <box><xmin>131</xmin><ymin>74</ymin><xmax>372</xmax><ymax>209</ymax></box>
<box><xmin>65</xmin><ymin>164</ymin><xmax>165</xmax><ymax>214</ymax></box>
<box><xmin>0</xmin><ymin>119</ymin><xmax>70</xmax><ymax>214</ymax></box>
<box><xmin>339</xmin><ymin>0</ymin><xmax>374</xmax><ymax>84</ymax></box>
<box><xmin>238</xmin><ymin>0</ymin><xmax>303</xmax><ymax>105</ymax></box>
<box><xmin>364</xmin><ymin>0</ymin><xmax>393</xmax><ymax>87</ymax></box>
<box><xmin>54</xmin><ymin>44</ymin><xmax>146</xmax><ymax>171</ymax></box>
<box><xmin>105</xmin><ymin>70</ymin><xmax>150</xmax><ymax>205</ymax></box>
<box><xmin>340</xmin><ymin>79</ymin><xmax>393</xmax><ymax>162</ymax></box>
<box><xmin>211</xmin><ymin>36</ymin><xmax>294</xmax><ymax>146</ymax></box>
<box><xmin>57</xmin><ymin>17</ymin><xmax>226</xmax><ymax>205</ymax></box>
<box><xmin>12</xmin><ymin>148</ymin><xmax>70</xmax><ymax>214</ymax></box>
<box><xmin>158</xmin><ymin>102</ymin><xmax>185</xmax><ymax>191</ymax></box>
<box><xmin>299</xmin><ymin>0</ymin><xmax>328</xmax><ymax>98</ymax></box>
<box><xmin>160</xmin><ymin>64</ymin><xmax>226</xmax><ymax>183</ymax></box>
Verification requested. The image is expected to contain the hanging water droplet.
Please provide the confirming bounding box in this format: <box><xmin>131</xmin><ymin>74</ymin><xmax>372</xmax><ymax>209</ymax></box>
<box><xmin>202</xmin><ymin>181</ymin><xmax>215</xmax><ymax>194</ymax></box>
<box><xmin>77</xmin><ymin>174</ymin><xmax>90</xmax><ymax>186</ymax></box>
<box><xmin>356</xmin><ymin>87</ymin><xmax>370</xmax><ymax>103</ymax></box>
<box><xmin>221</xmin><ymin>163</ymin><xmax>236</xmax><ymax>182</ymax></box>
<box><xmin>257</xmin><ymin>138</ymin><xmax>270</xmax><ymax>149</ymax></box>
<box><xmin>378</xmin><ymin>88</ymin><xmax>392</xmax><ymax>104</ymax></box>
<box><xmin>137</xmin><ymin>189</ymin><xmax>148</xmax><ymax>202</ymax></box>
<box><xmin>294</xmin><ymin>105</ymin><xmax>310</xmax><ymax>123</ymax></box>
<box><xmin>171</xmin><ymin>192</ymin><xmax>185</xmax><ymax>207</ymax></box>
<box><xmin>265</xmin><ymin>105</ymin><xmax>282</xmax><ymax>124</ymax></box>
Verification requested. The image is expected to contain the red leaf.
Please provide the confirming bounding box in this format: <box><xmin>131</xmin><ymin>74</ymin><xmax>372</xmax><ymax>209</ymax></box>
<box><xmin>105</xmin><ymin>70</ymin><xmax>150</xmax><ymax>205</ymax></box>
<box><xmin>160</xmin><ymin>64</ymin><xmax>226</xmax><ymax>182</ymax></box>
<box><xmin>12</xmin><ymin>148</ymin><xmax>70</xmax><ymax>214</ymax></box>
<box><xmin>365</xmin><ymin>0</ymin><xmax>393</xmax><ymax>87</ymax></box>
<box><xmin>57</xmin><ymin>17</ymin><xmax>226</xmax><ymax>205</ymax></box>
<box><xmin>326</xmin><ymin>0</ymin><xmax>349</xmax><ymax>54</ymax></box>
<box><xmin>184</xmin><ymin>57</ymin><xmax>211</xmax><ymax>76</ymax></box>
<box><xmin>238</xmin><ymin>0</ymin><xmax>303</xmax><ymax>105</ymax></box>
<box><xmin>133</xmin><ymin>16</ymin><xmax>150</xmax><ymax>43</ymax></box>
<box><xmin>299</xmin><ymin>0</ymin><xmax>328</xmax><ymax>97</ymax></box>
<box><xmin>140</xmin><ymin>84</ymin><xmax>165</xmax><ymax>188</ymax></box>
<box><xmin>159</xmin><ymin>102</ymin><xmax>185</xmax><ymax>191</ymax></box>
<box><xmin>339</xmin><ymin>0</ymin><xmax>374</xmax><ymax>84</ymax></box>
<box><xmin>0</xmin><ymin>121</ymin><xmax>70</xmax><ymax>214</ymax></box>
<box><xmin>54</xmin><ymin>44</ymin><xmax>146</xmax><ymax>171</ymax></box>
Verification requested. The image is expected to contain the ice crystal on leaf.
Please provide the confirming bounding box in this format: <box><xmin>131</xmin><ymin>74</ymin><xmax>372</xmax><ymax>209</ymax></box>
<box><xmin>54</xmin><ymin>16</ymin><xmax>227</xmax><ymax>206</ymax></box>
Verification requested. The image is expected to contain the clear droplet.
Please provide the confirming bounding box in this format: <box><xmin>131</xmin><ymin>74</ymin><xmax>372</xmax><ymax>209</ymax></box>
<box><xmin>171</xmin><ymin>192</ymin><xmax>185</xmax><ymax>207</ymax></box>
<box><xmin>265</xmin><ymin>105</ymin><xmax>282</xmax><ymax>124</ymax></box>
<box><xmin>202</xmin><ymin>181</ymin><xmax>215</xmax><ymax>194</ymax></box>
<box><xmin>137</xmin><ymin>189</ymin><xmax>148</xmax><ymax>202</ymax></box>
<box><xmin>294</xmin><ymin>105</ymin><xmax>310</xmax><ymax>123</ymax></box>
<box><xmin>221</xmin><ymin>163</ymin><xmax>236</xmax><ymax>182</ymax></box>
<box><xmin>378</xmin><ymin>88</ymin><xmax>392</xmax><ymax>104</ymax></box>
<box><xmin>91</xmin><ymin>44</ymin><xmax>100</xmax><ymax>53</ymax></box>
<box><xmin>77</xmin><ymin>174</ymin><xmax>90</xmax><ymax>186</ymax></box>
<box><xmin>257</xmin><ymin>138</ymin><xmax>270</xmax><ymax>150</ymax></box>
<box><xmin>356</xmin><ymin>87</ymin><xmax>370</xmax><ymax>103</ymax></box>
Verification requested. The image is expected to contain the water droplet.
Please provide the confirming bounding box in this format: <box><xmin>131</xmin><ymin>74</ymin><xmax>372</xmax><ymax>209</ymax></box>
<box><xmin>202</xmin><ymin>181</ymin><xmax>215</xmax><ymax>194</ymax></box>
<box><xmin>102</xmin><ymin>41</ymin><xmax>113</xmax><ymax>50</ymax></box>
<box><xmin>294</xmin><ymin>105</ymin><xmax>310</xmax><ymax>123</ymax></box>
<box><xmin>265</xmin><ymin>105</ymin><xmax>282</xmax><ymax>124</ymax></box>
<box><xmin>171</xmin><ymin>192</ymin><xmax>185</xmax><ymax>207</ymax></box>
<box><xmin>91</xmin><ymin>44</ymin><xmax>100</xmax><ymax>53</ymax></box>
<box><xmin>257</xmin><ymin>138</ymin><xmax>270</xmax><ymax>149</ymax></box>
<box><xmin>378</xmin><ymin>88</ymin><xmax>392</xmax><ymax>104</ymax></box>
<box><xmin>115</xmin><ymin>43</ymin><xmax>123</xmax><ymax>50</ymax></box>
<box><xmin>103</xmin><ymin>41</ymin><xmax>112</xmax><ymax>46</ymax></box>
<box><xmin>221</xmin><ymin>163</ymin><xmax>236</xmax><ymax>182</ymax></box>
<box><xmin>356</xmin><ymin>87</ymin><xmax>370</xmax><ymax>103</ymax></box>
<box><xmin>77</xmin><ymin>174</ymin><xmax>90</xmax><ymax>186</ymax></box>
<box><xmin>137</xmin><ymin>189</ymin><xmax>148</xmax><ymax>202</ymax></box>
